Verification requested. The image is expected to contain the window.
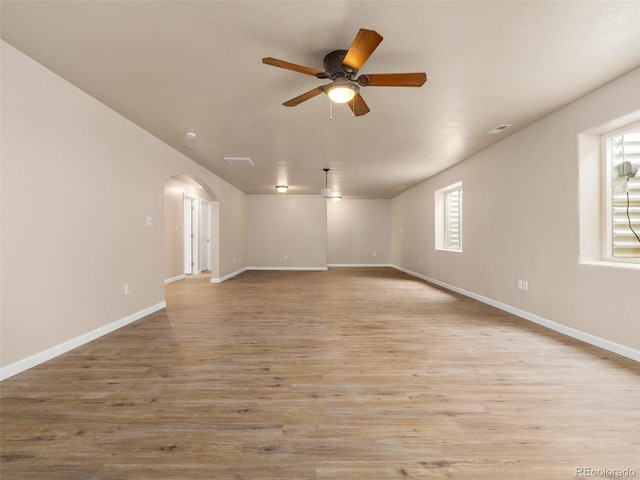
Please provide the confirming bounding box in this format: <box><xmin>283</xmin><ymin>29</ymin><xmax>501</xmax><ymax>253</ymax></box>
<box><xmin>435</xmin><ymin>182</ymin><xmax>463</xmax><ymax>251</ymax></box>
<box><xmin>445</xmin><ymin>187</ymin><xmax>462</xmax><ymax>249</ymax></box>
<box><xmin>604</xmin><ymin>123</ymin><xmax>640</xmax><ymax>262</ymax></box>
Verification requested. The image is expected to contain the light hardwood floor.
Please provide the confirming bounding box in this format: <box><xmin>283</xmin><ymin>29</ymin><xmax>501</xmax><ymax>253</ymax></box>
<box><xmin>1</xmin><ymin>268</ymin><xmax>639</xmax><ymax>479</ymax></box>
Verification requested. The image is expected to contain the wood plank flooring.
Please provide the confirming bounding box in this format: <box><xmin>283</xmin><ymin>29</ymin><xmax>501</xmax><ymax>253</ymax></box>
<box><xmin>1</xmin><ymin>268</ymin><xmax>639</xmax><ymax>479</ymax></box>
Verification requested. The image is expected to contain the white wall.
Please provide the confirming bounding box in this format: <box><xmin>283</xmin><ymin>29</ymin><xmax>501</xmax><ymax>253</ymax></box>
<box><xmin>391</xmin><ymin>67</ymin><xmax>640</xmax><ymax>356</ymax></box>
<box><xmin>247</xmin><ymin>195</ymin><xmax>327</xmax><ymax>269</ymax></box>
<box><xmin>0</xmin><ymin>41</ymin><xmax>246</xmax><ymax>374</ymax></box>
<box><xmin>327</xmin><ymin>199</ymin><xmax>391</xmax><ymax>266</ymax></box>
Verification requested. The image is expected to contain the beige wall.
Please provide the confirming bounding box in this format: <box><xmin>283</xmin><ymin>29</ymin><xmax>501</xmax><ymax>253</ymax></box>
<box><xmin>327</xmin><ymin>199</ymin><xmax>391</xmax><ymax>265</ymax></box>
<box><xmin>1</xmin><ymin>41</ymin><xmax>246</xmax><ymax>372</ymax></box>
<box><xmin>164</xmin><ymin>178</ymin><xmax>186</xmax><ymax>280</ymax></box>
<box><xmin>391</xmin><ymin>67</ymin><xmax>640</xmax><ymax>355</ymax></box>
<box><xmin>247</xmin><ymin>195</ymin><xmax>327</xmax><ymax>269</ymax></box>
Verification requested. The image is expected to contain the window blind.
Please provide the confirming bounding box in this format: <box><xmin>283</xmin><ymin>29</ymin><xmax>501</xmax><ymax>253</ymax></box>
<box><xmin>445</xmin><ymin>188</ymin><xmax>462</xmax><ymax>250</ymax></box>
<box><xmin>610</xmin><ymin>129</ymin><xmax>640</xmax><ymax>258</ymax></box>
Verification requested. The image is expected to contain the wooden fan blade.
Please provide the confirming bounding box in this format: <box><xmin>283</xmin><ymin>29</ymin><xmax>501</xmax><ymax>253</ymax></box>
<box><xmin>348</xmin><ymin>93</ymin><xmax>370</xmax><ymax>117</ymax></box>
<box><xmin>262</xmin><ymin>57</ymin><xmax>325</xmax><ymax>77</ymax></box>
<box><xmin>364</xmin><ymin>72</ymin><xmax>427</xmax><ymax>87</ymax></box>
<box><xmin>283</xmin><ymin>87</ymin><xmax>325</xmax><ymax>107</ymax></box>
<box><xmin>342</xmin><ymin>29</ymin><xmax>383</xmax><ymax>73</ymax></box>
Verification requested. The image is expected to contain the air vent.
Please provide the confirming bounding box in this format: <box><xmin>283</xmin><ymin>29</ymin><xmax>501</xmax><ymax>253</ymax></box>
<box><xmin>487</xmin><ymin>124</ymin><xmax>512</xmax><ymax>135</ymax></box>
<box><xmin>224</xmin><ymin>157</ymin><xmax>254</xmax><ymax>166</ymax></box>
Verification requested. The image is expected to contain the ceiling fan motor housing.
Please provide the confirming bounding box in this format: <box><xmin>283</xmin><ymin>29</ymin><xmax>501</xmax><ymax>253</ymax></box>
<box><xmin>323</xmin><ymin>50</ymin><xmax>355</xmax><ymax>78</ymax></box>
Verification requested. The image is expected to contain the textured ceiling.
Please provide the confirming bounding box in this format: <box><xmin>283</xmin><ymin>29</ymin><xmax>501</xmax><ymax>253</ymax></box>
<box><xmin>2</xmin><ymin>0</ymin><xmax>640</xmax><ymax>198</ymax></box>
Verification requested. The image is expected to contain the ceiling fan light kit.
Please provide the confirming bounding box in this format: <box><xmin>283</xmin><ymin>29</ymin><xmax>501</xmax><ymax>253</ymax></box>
<box><xmin>326</xmin><ymin>78</ymin><xmax>358</xmax><ymax>104</ymax></box>
<box><xmin>275</xmin><ymin>185</ymin><xmax>288</xmax><ymax>193</ymax></box>
<box><xmin>263</xmin><ymin>28</ymin><xmax>427</xmax><ymax>117</ymax></box>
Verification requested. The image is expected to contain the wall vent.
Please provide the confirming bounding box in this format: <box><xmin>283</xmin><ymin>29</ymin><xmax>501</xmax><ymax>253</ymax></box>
<box><xmin>224</xmin><ymin>157</ymin><xmax>254</xmax><ymax>166</ymax></box>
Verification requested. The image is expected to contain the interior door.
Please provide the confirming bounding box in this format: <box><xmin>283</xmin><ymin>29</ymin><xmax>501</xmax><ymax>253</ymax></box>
<box><xmin>200</xmin><ymin>199</ymin><xmax>212</xmax><ymax>272</ymax></box>
<box><xmin>183</xmin><ymin>195</ymin><xmax>197</xmax><ymax>274</ymax></box>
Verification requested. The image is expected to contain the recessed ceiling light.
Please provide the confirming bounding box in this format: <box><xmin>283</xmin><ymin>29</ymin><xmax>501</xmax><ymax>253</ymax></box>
<box><xmin>487</xmin><ymin>124</ymin><xmax>512</xmax><ymax>135</ymax></box>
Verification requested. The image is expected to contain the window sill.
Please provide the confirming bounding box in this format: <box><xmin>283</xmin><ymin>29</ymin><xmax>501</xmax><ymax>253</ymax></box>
<box><xmin>580</xmin><ymin>260</ymin><xmax>640</xmax><ymax>270</ymax></box>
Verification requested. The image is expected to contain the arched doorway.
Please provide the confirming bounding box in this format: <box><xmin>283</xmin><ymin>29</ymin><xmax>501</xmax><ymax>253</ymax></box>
<box><xmin>164</xmin><ymin>174</ymin><xmax>220</xmax><ymax>283</ymax></box>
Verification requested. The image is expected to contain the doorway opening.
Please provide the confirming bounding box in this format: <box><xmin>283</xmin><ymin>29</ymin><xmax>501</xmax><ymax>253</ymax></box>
<box><xmin>164</xmin><ymin>175</ymin><xmax>219</xmax><ymax>283</ymax></box>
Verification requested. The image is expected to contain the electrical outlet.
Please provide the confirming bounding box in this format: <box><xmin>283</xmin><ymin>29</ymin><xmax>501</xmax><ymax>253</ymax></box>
<box><xmin>123</xmin><ymin>284</ymin><xmax>130</xmax><ymax>296</ymax></box>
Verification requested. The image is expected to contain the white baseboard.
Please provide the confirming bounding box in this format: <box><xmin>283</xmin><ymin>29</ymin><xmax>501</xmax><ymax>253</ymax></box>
<box><xmin>164</xmin><ymin>274</ymin><xmax>185</xmax><ymax>284</ymax></box>
<box><xmin>393</xmin><ymin>265</ymin><xmax>640</xmax><ymax>363</ymax></box>
<box><xmin>0</xmin><ymin>301</ymin><xmax>167</xmax><ymax>381</ymax></box>
<box><xmin>211</xmin><ymin>267</ymin><xmax>247</xmax><ymax>283</ymax></box>
<box><xmin>212</xmin><ymin>266</ymin><xmax>331</xmax><ymax>283</ymax></box>
<box><xmin>247</xmin><ymin>266</ymin><xmax>328</xmax><ymax>271</ymax></box>
<box><xmin>328</xmin><ymin>263</ymin><xmax>393</xmax><ymax>268</ymax></box>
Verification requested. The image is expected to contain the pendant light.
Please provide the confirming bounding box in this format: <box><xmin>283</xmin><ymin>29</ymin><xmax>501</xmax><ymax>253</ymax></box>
<box><xmin>321</xmin><ymin>168</ymin><xmax>332</xmax><ymax>198</ymax></box>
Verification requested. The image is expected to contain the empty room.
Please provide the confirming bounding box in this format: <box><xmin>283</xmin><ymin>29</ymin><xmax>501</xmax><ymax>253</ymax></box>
<box><xmin>1</xmin><ymin>1</ymin><xmax>639</xmax><ymax>479</ymax></box>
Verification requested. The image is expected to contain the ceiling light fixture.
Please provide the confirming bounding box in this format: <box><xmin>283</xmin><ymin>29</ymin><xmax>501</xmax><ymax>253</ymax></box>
<box><xmin>183</xmin><ymin>131</ymin><xmax>198</xmax><ymax>148</ymax></box>
<box><xmin>326</xmin><ymin>78</ymin><xmax>358</xmax><ymax>104</ymax></box>
<box><xmin>275</xmin><ymin>185</ymin><xmax>288</xmax><ymax>193</ymax></box>
<box><xmin>321</xmin><ymin>168</ymin><xmax>332</xmax><ymax>198</ymax></box>
<box><xmin>487</xmin><ymin>124</ymin><xmax>512</xmax><ymax>135</ymax></box>
<box><xmin>331</xmin><ymin>196</ymin><xmax>342</xmax><ymax>203</ymax></box>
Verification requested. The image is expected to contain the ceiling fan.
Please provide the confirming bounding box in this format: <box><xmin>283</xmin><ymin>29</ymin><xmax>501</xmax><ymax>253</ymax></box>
<box><xmin>262</xmin><ymin>28</ymin><xmax>427</xmax><ymax>117</ymax></box>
